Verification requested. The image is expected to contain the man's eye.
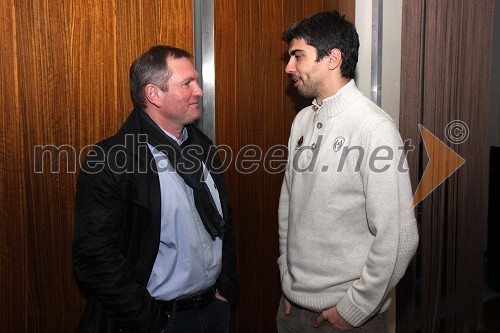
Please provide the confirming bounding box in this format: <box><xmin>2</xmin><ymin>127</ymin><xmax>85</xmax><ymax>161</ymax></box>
<box><xmin>295</xmin><ymin>55</ymin><xmax>301</xmax><ymax>60</ymax></box>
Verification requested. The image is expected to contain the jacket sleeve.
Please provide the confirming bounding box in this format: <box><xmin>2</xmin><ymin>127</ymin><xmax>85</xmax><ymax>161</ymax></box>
<box><xmin>73</xmin><ymin>147</ymin><xmax>167</xmax><ymax>332</ymax></box>
<box><xmin>215</xmin><ymin>204</ymin><xmax>238</xmax><ymax>305</ymax></box>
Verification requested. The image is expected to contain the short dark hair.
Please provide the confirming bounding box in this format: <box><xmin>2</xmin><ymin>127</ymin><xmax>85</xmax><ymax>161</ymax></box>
<box><xmin>283</xmin><ymin>11</ymin><xmax>359</xmax><ymax>79</ymax></box>
<box><xmin>130</xmin><ymin>45</ymin><xmax>192</xmax><ymax>109</ymax></box>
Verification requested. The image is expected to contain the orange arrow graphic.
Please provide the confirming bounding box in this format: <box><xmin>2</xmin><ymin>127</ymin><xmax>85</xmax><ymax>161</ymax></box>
<box><xmin>410</xmin><ymin>124</ymin><xmax>466</xmax><ymax>209</ymax></box>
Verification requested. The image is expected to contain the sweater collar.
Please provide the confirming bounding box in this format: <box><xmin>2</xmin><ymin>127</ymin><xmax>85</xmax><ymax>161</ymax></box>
<box><xmin>311</xmin><ymin>79</ymin><xmax>363</xmax><ymax>118</ymax></box>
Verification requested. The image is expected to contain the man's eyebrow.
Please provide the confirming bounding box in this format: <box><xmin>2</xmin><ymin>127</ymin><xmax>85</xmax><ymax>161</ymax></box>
<box><xmin>289</xmin><ymin>49</ymin><xmax>305</xmax><ymax>56</ymax></box>
<box><xmin>182</xmin><ymin>76</ymin><xmax>198</xmax><ymax>83</ymax></box>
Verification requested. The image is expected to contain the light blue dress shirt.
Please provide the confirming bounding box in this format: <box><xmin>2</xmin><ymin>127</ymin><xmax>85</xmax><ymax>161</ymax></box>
<box><xmin>146</xmin><ymin>128</ymin><xmax>223</xmax><ymax>301</ymax></box>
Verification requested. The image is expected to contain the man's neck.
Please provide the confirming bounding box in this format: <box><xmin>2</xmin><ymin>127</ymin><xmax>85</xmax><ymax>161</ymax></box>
<box><xmin>316</xmin><ymin>77</ymin><xmax>350</xmax><ymax>105</ymax></box>
<box><xmin>165</xmin><ymin>127</ymin><xmax>184</xmax><ymax>141</ymax></box>
<box><xmin>144</xmin><ymin>109</ymin><xmax>184</xmax><ymax>141</ymax></box>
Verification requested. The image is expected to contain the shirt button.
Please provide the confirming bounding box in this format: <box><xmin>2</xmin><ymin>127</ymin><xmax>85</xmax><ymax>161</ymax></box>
<box><xmin>317</xmin><ymin>122</ymin><xmax>323</xmax><ymax>129</ymax></box>
<box><xmin>311</xmin><ymin>143</ymin><xmax>317</xmax><ymax>149</ymax></box>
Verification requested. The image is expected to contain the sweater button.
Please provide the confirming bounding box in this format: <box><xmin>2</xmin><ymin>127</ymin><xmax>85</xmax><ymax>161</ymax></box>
<box><xmin>311</xmin><ymin>143</ymin><xmax>317</xmax><ymax>149</ymax></box>
<box><xmin>317</xmin><ymin>122</ymin><xmax>323</xmax><ymax>129</ymax></box>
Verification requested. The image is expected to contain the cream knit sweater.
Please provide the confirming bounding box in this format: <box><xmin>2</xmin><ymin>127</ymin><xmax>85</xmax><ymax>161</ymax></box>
<box><xmin>278</xmin><ymin>80</ymin><xmax>419</xmax><ymax>327</ymax></box>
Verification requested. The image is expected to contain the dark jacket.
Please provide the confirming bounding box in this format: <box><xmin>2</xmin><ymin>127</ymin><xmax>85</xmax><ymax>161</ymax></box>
<box><xmin>73</xmin><ymin>109</ymin><xmax>237</xmax><ymax>333</ymax></box>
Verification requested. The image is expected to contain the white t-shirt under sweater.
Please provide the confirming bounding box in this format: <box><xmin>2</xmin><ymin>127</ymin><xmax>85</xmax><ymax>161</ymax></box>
<box><xmin>277</xmin><ymin>80</ymin><xmax>419</xmax><ymax>327</ymax></box>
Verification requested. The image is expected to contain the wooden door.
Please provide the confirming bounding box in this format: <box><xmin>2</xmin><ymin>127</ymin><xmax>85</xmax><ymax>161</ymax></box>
<box><xmin>0</xmin><ymin>1</ymin><xmax>192</xmax><ymax>331</ymax></box>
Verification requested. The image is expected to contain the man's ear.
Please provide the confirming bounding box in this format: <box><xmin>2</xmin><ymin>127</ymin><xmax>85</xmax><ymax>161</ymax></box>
<box><xmin>145</xmin><ymin>84</ymin><xmax>162</xmax><ymax>108</ymax></box>
<box><xmin>327</xmin><ymin>49</ymin><xmax>342</xmax><ymax>70</ymax></box>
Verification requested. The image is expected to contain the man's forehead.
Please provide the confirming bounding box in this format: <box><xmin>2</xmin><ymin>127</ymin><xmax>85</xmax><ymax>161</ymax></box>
<box><xmin>288</xmin><ymin>38</ymin><xmax>315</xmax><ymax>55</ymax></box>
<box><xmin>169</xmin><ymin>57</ymin><xmax>198</xmax><ymax>75</ymax></box>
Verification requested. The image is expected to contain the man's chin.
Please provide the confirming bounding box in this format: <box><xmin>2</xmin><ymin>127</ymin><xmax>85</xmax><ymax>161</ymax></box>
<box><xmin>297</xmin><ymin>89</ymin><xmax>314</xmax><ymax>99</ymax></box>
<box><xmin>186</xmin><ymin>110</ymin><xmax>201</xmax><ymax>124</ymax></box>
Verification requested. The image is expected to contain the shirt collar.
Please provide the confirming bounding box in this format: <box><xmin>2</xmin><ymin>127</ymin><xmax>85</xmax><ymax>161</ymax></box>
<box><xmin>161</xmin><ymin>127</ymin><xmax>188</xmax><ymax>145</ymax></box>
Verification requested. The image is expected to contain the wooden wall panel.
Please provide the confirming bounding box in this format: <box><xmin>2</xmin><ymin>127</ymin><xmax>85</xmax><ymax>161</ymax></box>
<box><xmin>397</xmin><ymin>1</ymin><xmax>425</xmax><ymax>331</ymax></box>
<box><xmin>0</xmin><ymin>1</ymin><xmax>192</xmax><ymax>332</ymax></box>
<box><xmin>1</xmin><ymin>0</ymin><xmax>356</xmax><ymax>331</ymax></box>
<box><xmin>0</xmin><ymin>1</ymin><xmax>28</xmax><ymax>332</ymax></box>
<box><xmin>400</xmin><ymin>1</ymin><xmax>494</xmax><ymax>332</ymax></box>
<box><xmin>215</xmin><ymin>2</ymin><xmax>355</xmax><ymax>332</ymax></box>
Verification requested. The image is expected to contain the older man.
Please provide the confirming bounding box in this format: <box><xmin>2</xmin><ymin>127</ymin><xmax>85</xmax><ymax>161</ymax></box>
<box><xmin>73</xmin><ymin>45</ymin><xmax>237</xmax><ymax>333</ymax></box>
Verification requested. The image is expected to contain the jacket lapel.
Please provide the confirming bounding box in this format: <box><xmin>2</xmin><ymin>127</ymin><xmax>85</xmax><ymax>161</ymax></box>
<box><xmin>111</xmin><ymin>109</ymin><xmax>161</xmax><ymax>227</ymax></box>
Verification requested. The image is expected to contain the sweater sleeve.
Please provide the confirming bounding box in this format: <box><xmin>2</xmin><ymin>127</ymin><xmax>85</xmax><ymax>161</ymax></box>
<box><xmin>277</xmin><ymin>130</ymin><xmax>294</xmax><ymax>281</ymax></box>
<box><xmin>336</xmin><ymin>120</ymin><xmax>419</xmax><ymax>326</ymax></box>
<box><xmin>277</xmin><ymin>174</ymin><xmax>290</xmax><ymax>277</ymax></box>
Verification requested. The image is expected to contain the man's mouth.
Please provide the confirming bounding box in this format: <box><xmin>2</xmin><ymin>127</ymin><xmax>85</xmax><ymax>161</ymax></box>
<box><xmin>292</xmin><ymin>76</ymin><xmax>302</xmax><ymax>87</ymax></box>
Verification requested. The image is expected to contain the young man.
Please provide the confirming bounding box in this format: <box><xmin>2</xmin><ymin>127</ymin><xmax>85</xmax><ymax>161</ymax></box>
<box><xmin>73</xmin><ymin>45</ymin><xmax>237</xmax><ymax>333</ymax></box>
<box><xmin>277</xmin><ymin>11</ymin><xmax>419</xmax><ymax>332</ymax></box>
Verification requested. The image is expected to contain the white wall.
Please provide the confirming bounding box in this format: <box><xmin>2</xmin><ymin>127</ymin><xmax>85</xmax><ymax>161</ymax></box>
<box><xmin>355</xmin><ymin>2</ymin><xmax>403</xmax><ymax>332</ymax></box>
<box><xmin>355</xmin><ymin>0</ymin><xmax>403</xmax><ymax>128</ymax></box>
<box><xmin>354</xmin><ymin>3</ymin><xmax>372</xmax><ymax>101</ymax></box>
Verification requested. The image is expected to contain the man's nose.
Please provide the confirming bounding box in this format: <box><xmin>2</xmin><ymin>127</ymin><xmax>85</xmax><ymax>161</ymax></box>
<box><xmin>285</xmin><ymin>59</ymin><xmax>295</xmax><ymax>74</ymax></box>
<box><xmin>194</xmin><ymin>81</ymin><xmax>204</xmax><ymax>96</ymax></box>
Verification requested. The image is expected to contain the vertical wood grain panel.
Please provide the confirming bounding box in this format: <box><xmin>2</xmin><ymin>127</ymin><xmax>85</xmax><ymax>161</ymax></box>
<box><xmin>215</xmin><ymin>1</ymin><xmax>354</xmax><ymax>332</ymax></box>
<box><xmin>114</xmin><ymin>0</ymin><xmax>193</xmax><ymax>123</ymax></box>
<box><xmin>397</xmin><ymin>1</ymin><xmax>425</xmax><ymax>330</ymax></box>
<box><xmin>214</xmin><ymin>1</ymin><xmax>239</xmax><ymax>328</ymax></box>
<box><xmin>396</xmin><ymin>0</ymin><xmax>420</xmax><ymax>326</ymax></box>
<box><xmin>338</xmin><ymin>0</ymin><xmax>356</xmax><ymax>23</ymax></box>
<box><xmin>400</xmin><ymin>0</ymin><xmax>493</xmax><ymax>331</ymax></box>
<box><xmin>1</xmin><ymin>0</ymin><xmax>358</xmax><ymax>331</ymax></box>
<box><xmin>419</xmin><ymin>1</ymin><xmax>492</xmax><ymax>331</ymax></box>
<box><xmin>0</xmin><ymin>0</ymin><xmax>192</xmax><ymax>331</ymax></box>
<box><xmin>0</xmin><ymin>1</ymin><xmax>28</xmax><ymax>332</ymax></box>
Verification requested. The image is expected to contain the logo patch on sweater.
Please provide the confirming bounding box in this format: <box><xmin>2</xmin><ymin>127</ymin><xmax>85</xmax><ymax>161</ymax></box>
<box><xmin>295</xmin><ymin>135</ymin><xmax>304</xmax><ymax>150</ymax></box>
<box><xmin>333</xmin><ymin>136</ymin><xmax>345</xmax><ymax>152</ymax></box>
